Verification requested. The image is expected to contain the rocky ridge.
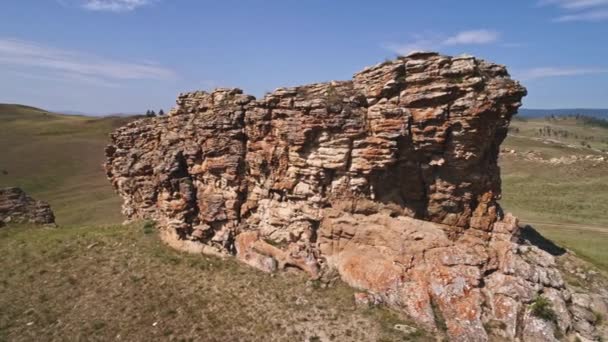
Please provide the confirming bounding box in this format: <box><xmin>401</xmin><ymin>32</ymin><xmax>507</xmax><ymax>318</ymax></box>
<box><xmin>0</xmin><ymin>187</ymin><xmax>55</xmax><ymax>227</ymax></box>
<box><xmin>105</xmin><ymin>53</ymin><xmax>606</xmax><ymax>341</ymax></box>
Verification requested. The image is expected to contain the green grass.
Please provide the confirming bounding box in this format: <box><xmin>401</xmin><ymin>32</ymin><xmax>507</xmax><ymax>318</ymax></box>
<box><xmin>500</xmin><ymin>160</ymin><xmax>608</xmax><ymax>226</ymax></box>
<box><xmin>509</xmin><ymin>116</ymin><xmax>608</xmax><ymax>152</ymax></box>
<box><xmin>0</xmin><ymin>223</ymin><xmax>430</xmax><ymax>342</ymax></box>
<box><xmin>529</xmin><ymin>224</ymin><xmax>608</xmax><ymax>271</ymax></box>
<box><xmin>0</xmin><ymin>104</ymin><xmax>138</xmax><ymax>226</ymax></box>
<box><xmin>501</xmin><ymin>116</ymin><xmax>608</xmax><ymax>271</ymax></box>
<box><xmin>530</xmin><ymin>296</ymin><xmax>557</xmax><ymax>322</ymax></box>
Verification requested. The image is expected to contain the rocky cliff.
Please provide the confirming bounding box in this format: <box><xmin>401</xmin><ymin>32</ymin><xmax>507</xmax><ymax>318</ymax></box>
<box><xmin>105</xmin><ymin>53</ymin><xmax>606</xmax><ymax>341</ymax></box>
<box><xmin>0</xmin><ymin>187</ymin><xmax>55</xmax><ymax>226</ymax></box>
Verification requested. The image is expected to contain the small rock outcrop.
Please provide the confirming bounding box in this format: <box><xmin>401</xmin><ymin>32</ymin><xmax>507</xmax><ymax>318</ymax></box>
<box><xmin>105</xmin><ymin>53</ymin><xmax>606</xmax><ymax>341</ymax></box>
<box><xmin>0</xmin><ymin>187</ymin><xmax>55</xmax><ymax>226</ymax></box>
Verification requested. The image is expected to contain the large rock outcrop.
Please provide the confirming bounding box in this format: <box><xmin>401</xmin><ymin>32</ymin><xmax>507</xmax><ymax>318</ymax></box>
<box><xmin>0</xmin><ymin>187</ymin><xmax>55</xmax><ymax>226</ymax></box>
<box><xmin>105</xmin><ymin>53</ymin><xmax>606</xmax><ymax>341</ymax></box>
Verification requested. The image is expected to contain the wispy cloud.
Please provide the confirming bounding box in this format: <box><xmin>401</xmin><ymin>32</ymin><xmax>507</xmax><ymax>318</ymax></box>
<box><xmin>539</xmin><ymin>0</ymin><xmax>608</xmax><ymax>9</ymax></box>
<box><xmin>515</xmin><ymin>66</ymin><xmax>608</xmax><ymax>80</ymax></box>
<box><xmin>553</xmin><ymin>9</ymin><xmax>608</xmax><ymax>21</ymax></box>
<box><xmin>6</xmin><ymin>69</ymin><xmax>121</xmax><ymax>87</ymax></box>
<box><xmin>83</xmin><ymin>0</ymin><xmax>152</xmax><ymax>12</ymax></box>
<box><xmin>384</xmin><ymin>29</ymin><xmax>500</xmax><ymax>55</ymax></box>
<box><xmin>0</xmin><ymin>38</ymin><xmax>176</xmax><ymax>87</ymax></box>
<box><xmin>58</xmin><ymin>0</ymin><xmax>155</xmax><ymax>12</ymax></box>
<box><xmin>443</xmin><ymin>30</ymin><xmax>500</xmax><ymax>45</ymax></box>
<box><xmin>539</xmin><ymin>0</ymin><xmax>608</xmax><ymax>21</ymax></box>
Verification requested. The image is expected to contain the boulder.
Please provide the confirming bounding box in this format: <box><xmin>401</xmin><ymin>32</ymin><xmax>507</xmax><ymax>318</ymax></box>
<box><xmin>0</xmin><ymin>187</ymin><xmax>55</xmax><ymax>226</ymax></box>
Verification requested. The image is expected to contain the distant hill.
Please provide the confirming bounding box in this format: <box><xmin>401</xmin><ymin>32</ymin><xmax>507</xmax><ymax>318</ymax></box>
<box><xmin>54</xmin><ymin>110</ymin><xmax>144</xmax><ymax>117</ymax></box>
<box><xmin>53</xmin><ymin>109</ymin><xmax>92</xmax><ymax>116</ymax></box>
<box><xmin>0</xmin><ymin>103</ymin><xmax>140</xmax><ymax>226</ymax></box>
<box><xmin>518</xmin><ymin>108</ymin><xmax>608</xmax><ymax>119</ymax></box>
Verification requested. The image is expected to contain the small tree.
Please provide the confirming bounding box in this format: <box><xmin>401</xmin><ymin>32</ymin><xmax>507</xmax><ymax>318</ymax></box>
<box><xmin>146</xmin><ymin>110</ymin><xmax>156</xmax><ymax>118</ymax></box>
<box><xmin>158</xmin><ymin>109</ymin><xmax>165</xmax><ymax>116</ymax></box>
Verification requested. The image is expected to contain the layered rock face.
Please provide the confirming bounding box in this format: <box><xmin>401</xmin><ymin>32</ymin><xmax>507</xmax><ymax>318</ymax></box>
<box><xmin>106</xmin><ymin>53</ymin><xmax>605</xmax><ymax>341</ymax></box>
<box><xmin>0</xmin><ymin>187</ymin><xmax>55</xmax><ymax>226</ymax></box>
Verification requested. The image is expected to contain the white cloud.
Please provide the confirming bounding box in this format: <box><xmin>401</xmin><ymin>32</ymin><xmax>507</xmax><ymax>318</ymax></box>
<box><xmin>540</xmin><ymin>0</ymin><xmax>608</xmax><ymax>21</ymax></box>
<box><xmin>516</xmin><ymin>67</ymin><xmax>608</xmax><ymax>80</ymax></box>
<box><xmin>539</xmin><ymin>0</ymin><xmax>608</xmax><ymax>9</ymax></box>
<box><xmin>443</xmin><ymin>30</ymin><xmax>500</xmax><ymax>45</ymax></box>
<box><xmin>553</xmin><ymin>9</ymin><xmax>608</xmax><ymax>21</ymax></box>
<box><xmin>83</xmin><ymin>0</ymin><xmax>151</xmax><ymax>12</ymax></box>
<box><xmin>6</xmin><ymin>69</ymin><xmax>121</xmax><ymax>88</ymax></box>
<box><xmin>384</xmin><ymin>29</ymin><xmax>499</xmax><ymax>55</ymax></box>
<box><xmin>57</xmin><ymin>0</ymin><xmax>154</xmax><ymax>12</ymax></box>
<box><xmin>0</xmin><ymin>38</ymin><xmax>176</xmax><ymax>87</ymax></box>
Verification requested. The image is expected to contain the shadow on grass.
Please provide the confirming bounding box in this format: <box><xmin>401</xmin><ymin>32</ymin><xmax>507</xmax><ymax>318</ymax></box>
<box><xmin>519</xmin><ymin>225</ymin><xmax>567</xmax><ymax>256</ymax></box>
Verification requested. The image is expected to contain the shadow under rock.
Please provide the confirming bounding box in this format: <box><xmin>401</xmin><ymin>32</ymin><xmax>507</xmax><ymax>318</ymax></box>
<box><xmin>519</xmin><ymin>225</ymin><xmax>567</xmax><ymax>256</ymax></box>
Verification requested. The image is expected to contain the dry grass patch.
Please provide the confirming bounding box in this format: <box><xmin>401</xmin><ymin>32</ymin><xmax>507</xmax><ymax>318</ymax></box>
<box><xmin>0</xmin><ymin>223</ymin><xmax>430</xmax><ymax>342</ymax></box>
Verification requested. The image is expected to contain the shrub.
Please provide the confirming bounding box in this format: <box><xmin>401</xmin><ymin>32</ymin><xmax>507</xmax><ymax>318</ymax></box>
<box><xmin>530</xmin><ymin>296</ymin><xmax>557</xmax><ymax>322</ymax></box>
<box><xmin>143</xmin><ymin>220</ymin><xmax>156</xmax><ymax>235</ymax></box>
<box><xmin>593</xmin><ymin>311</ymin><xmax>604</xmax><ymax>326</ymax></box>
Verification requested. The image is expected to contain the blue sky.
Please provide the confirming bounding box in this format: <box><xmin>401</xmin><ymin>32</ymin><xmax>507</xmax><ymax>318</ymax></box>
<box><xmin>0</xmin><ymin>0</ymin><xmax>607</xmax><ymax>113</ymax></box>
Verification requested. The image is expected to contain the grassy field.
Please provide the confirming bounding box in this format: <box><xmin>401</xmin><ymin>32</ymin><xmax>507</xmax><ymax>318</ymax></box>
<box><xmin>508</xmin><ymin>115</ymin><xmax>608</xmax><ymax>152</ymax></box>
<box><xmin>0</xmin><ymin>104</ymin><xmax>136</xmax><ymax>226</ymax></box>
<box><xmin>501</xmin><ymin>115</ymin><xmax>608</xmax><ymax>271</ymax></box>
<box><xmin>0</xmin><ymin>223</ymin><xmax>428</xmax><ymax>342</ymax></box>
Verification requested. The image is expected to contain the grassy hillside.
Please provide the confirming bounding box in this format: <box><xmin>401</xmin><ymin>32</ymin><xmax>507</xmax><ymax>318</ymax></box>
<box><xmin>0</xmin><ymin>104</ymin><xmax>137</xmax><ymax>226</ymax></box>
<box><xmin>508</xmin><ymin>115</ymin><xmax>608</xmax><ymax>152</ymax></box>
<box><xmin>518</xmin><ymin>108</ymin><xmax>608</xmax><ymax>120</ymax></box>
<box><xmin>501</xmin><ymin>115</ymin><xmax>608</xmax><ymax>270</ymax></box>
<box><xmin>0</xmin><ymin>223</ymin><xmax>429</xmax><ymax>342</ymax></box>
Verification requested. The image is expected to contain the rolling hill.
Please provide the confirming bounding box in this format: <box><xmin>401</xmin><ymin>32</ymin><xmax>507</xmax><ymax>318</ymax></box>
<box><xmin>501</xmin><ymin>114</ymin><xmax>608</xmax><ymax>270</ymax></box>
<box><xmin>0</xmin><ymin>104</ymin><xmax>139</xmax><ymax>226</ymax></box>
<box><xmin>518</xmin><ymin>108</ymin><xmax>608</xmax><ymax>119</ymax></box>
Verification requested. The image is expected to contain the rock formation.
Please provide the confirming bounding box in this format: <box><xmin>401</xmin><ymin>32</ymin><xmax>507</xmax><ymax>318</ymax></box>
<box><xmin>0</xmin><ymin>187</ymin><xmax>55</xmax><ymax>226</ymax></box>
<box><xmin>105</xmin><ymin>53</ymin><xmax>606</xmax><ymax>341</ymax></box>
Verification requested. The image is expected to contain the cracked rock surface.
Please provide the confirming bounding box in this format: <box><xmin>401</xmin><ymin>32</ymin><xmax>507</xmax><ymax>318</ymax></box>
<box><xmin>0</xmin><ymin>187</ymin><xmax>55</xmax><ymax>226</ymax></box>
<box><xmin>105</xmin><ymin>53</ymin><xmax>606</xmax><ymax>341</ymax></box>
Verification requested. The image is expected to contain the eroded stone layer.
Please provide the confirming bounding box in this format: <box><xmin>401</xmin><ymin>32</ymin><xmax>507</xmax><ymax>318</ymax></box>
<box><xmin>104</xmin><ymin>53</ymin><xmax>608</xmax><ymax>340</ymax></box>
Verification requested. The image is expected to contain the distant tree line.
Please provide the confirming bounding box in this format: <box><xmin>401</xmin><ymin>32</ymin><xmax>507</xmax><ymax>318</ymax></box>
<box><xmin>544</xmin><ymin>114</ymin><xmax>608</xmax><ymax>129</ymax></box>
<box><xmin>537</xmin><ymin>114</ymin><xmax>608</xmax><ymax>149</ymax></box>
<box><xmin>577</xmin><ymin>115</ymin><xmax>608</xmax><ymax>129</ymax></box>
<box><xmin>537</xmin><ymin>126</ymin><xmax>576</xmax><ymax>139</ymax></box>
<box><xmin>145</xmin><ymin>109</ymin><xmax>165</xmax><ymax>117</ymax></box>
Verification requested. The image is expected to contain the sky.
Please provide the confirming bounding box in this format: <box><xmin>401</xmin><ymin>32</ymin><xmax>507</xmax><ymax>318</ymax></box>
<box><xmin>0</xmin><ymin>0</ymin><xmax>607</xmax><ymax>114</ymax></box>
